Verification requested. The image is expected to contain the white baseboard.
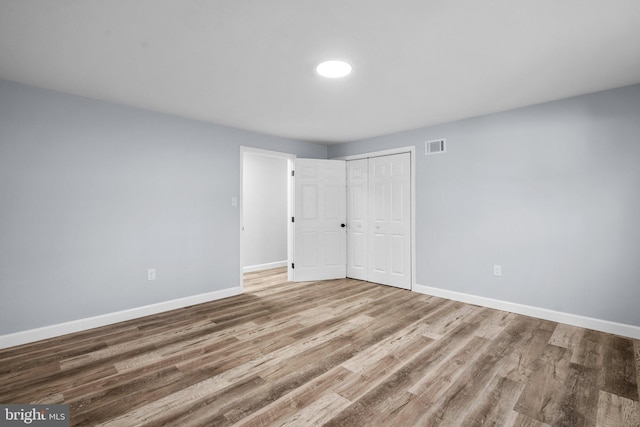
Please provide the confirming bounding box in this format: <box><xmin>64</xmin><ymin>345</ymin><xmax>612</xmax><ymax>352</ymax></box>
<box><xmin>414</xmin><ymin>284</ymin><xmax>640</xmax><ymax>340</ymax></box>
<box><xmin>243</xmin><ymin>260</ymin><xmax>287</xmax><ymax>273</ymax></box>
<box><xmin>0</xmin><ymin>286</ymin><xmax>242</xmax><ymax>350</ymax></box>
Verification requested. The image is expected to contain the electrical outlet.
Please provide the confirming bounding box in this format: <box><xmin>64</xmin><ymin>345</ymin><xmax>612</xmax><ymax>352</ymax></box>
<box><xmin>493</xmin><ymin>265</ymin><xmax>502</xmax><ymax>277</ymax></box>
<box><xmin>147</xmin><ymin>268</ymin><xmax>156</xmax><ymax>281</ymax></box>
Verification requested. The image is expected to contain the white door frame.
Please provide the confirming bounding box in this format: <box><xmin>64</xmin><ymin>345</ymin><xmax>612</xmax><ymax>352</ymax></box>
<box><xmin>333</xmin><ymin>146</ymin><xmax>416</xmax><ymax>291</ymax></box>
<box><xmin>239</xmin><ymin>146</ymin><xmax>296</xmax><ymax>290</ymax></box>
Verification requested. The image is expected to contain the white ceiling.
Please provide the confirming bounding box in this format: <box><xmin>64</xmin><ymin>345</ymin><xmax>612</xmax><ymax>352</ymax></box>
<box><xmin>1</xmin><ymin>1</ymin><xmax>639</xmax><ymax>144</ymax></box>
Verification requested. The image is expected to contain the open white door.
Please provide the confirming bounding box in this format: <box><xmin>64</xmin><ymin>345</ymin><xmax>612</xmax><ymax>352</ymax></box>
<box><xmin>293</xmin><ymin>159</ymin><xmax>347</xmax><ymax>281</ymax></box>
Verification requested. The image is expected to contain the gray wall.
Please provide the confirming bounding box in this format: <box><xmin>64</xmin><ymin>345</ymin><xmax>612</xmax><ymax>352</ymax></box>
<box><xmin>329</xmin><ymin>84</ymin><xmax>640</xmax><ymax>327</ymax></box>
<box><xmin>0</xmin><ymin>79</ymin><xmax>326</xmax><ymax>335</ymax></box>
<box><xmin>242</xmin><ymin>152</ymin><xmax>288</xmax><ymax>269</ymax></box>
<box><xmin>3</xmin><ymin>78</ymin><xmax>639</xmax><ymax>336</ymax></box>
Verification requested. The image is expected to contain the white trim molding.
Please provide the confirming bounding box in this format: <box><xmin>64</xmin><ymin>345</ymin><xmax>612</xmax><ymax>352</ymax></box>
<box><xmin>243</xmin><ymin>260</ymin><xmax>288</xmax><ymax>273</ymax></box>
<box><xmin>0</xmin><ymin>286</ymin><xmax>242</xmax><ymax>350</ymax></box>
<box><xmin>414</xmin><ymin>283</ymin><xmax>640</xmax><ymax>340</ymax></box>
<box><xmin>332</xmin><ymin>145</ymin><xmax>416</xmax><ymax>161</ymax></box>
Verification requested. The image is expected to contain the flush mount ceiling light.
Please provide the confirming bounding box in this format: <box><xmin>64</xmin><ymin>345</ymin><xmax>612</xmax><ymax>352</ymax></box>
<box><xmin>316</xmin><ymin>60</ymin><xmax>352</xmax><ymax>78</ymax></box>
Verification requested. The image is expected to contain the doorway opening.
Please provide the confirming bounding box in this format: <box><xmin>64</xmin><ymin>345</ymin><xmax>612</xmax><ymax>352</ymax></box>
<box><xmin>239</xmin><ymin>147</ymin><xmax>295</xmax><ymax>290</ymax></box>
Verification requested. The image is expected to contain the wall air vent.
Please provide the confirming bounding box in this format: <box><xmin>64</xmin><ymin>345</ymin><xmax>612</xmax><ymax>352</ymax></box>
<box><xmin>425</xmin><ymin>138</ymin><xmax>446</xmax><ymax>155</ymax></box>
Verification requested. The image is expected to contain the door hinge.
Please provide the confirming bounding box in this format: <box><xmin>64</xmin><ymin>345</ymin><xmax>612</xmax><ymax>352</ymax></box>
<box><xmin>291</xmin><ymin>170</ymin><xmax>295</xmax><ymax>177</ymax></box>
<box><xmin>291</xmin><ymin>217</ymin><xmax>295</xmax><ymax>223</ymax></box>
<box><xmin>291</xmin><ymin>263</ymin><xmax>295</xmax><ymax>269</ymax></box>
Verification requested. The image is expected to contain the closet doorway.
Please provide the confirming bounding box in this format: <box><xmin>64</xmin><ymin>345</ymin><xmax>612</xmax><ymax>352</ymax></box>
<box><xmin>346</xmin><ymin>152</ymin><xmax>412</xmax><ymax>289</ymax></box>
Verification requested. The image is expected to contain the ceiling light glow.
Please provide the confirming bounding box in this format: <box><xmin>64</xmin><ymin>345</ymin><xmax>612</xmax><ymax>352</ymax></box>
<box><xmin>316</xmin><ymin>60</ymin><xmax>352</xmax><ymax>78</ymax></box>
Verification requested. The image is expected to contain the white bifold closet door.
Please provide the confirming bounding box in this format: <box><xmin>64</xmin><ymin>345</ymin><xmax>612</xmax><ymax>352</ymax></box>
<box><xmin>347</xmin><ymin>153</ymin><xmax>411</xmax><ymax>289</ymax></box>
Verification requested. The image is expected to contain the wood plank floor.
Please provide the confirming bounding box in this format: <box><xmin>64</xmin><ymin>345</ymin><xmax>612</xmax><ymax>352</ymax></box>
<box><xmin>1</xmin><ymin>268</ymin><xmax>639</xmax><ymax>426</ymax></box>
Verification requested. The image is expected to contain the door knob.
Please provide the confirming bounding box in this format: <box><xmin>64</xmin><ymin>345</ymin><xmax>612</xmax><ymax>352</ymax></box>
<box><xmin>341</xmin><ymin>223</ymin><xmax>346</xmax><ymax>228</ymax></box>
